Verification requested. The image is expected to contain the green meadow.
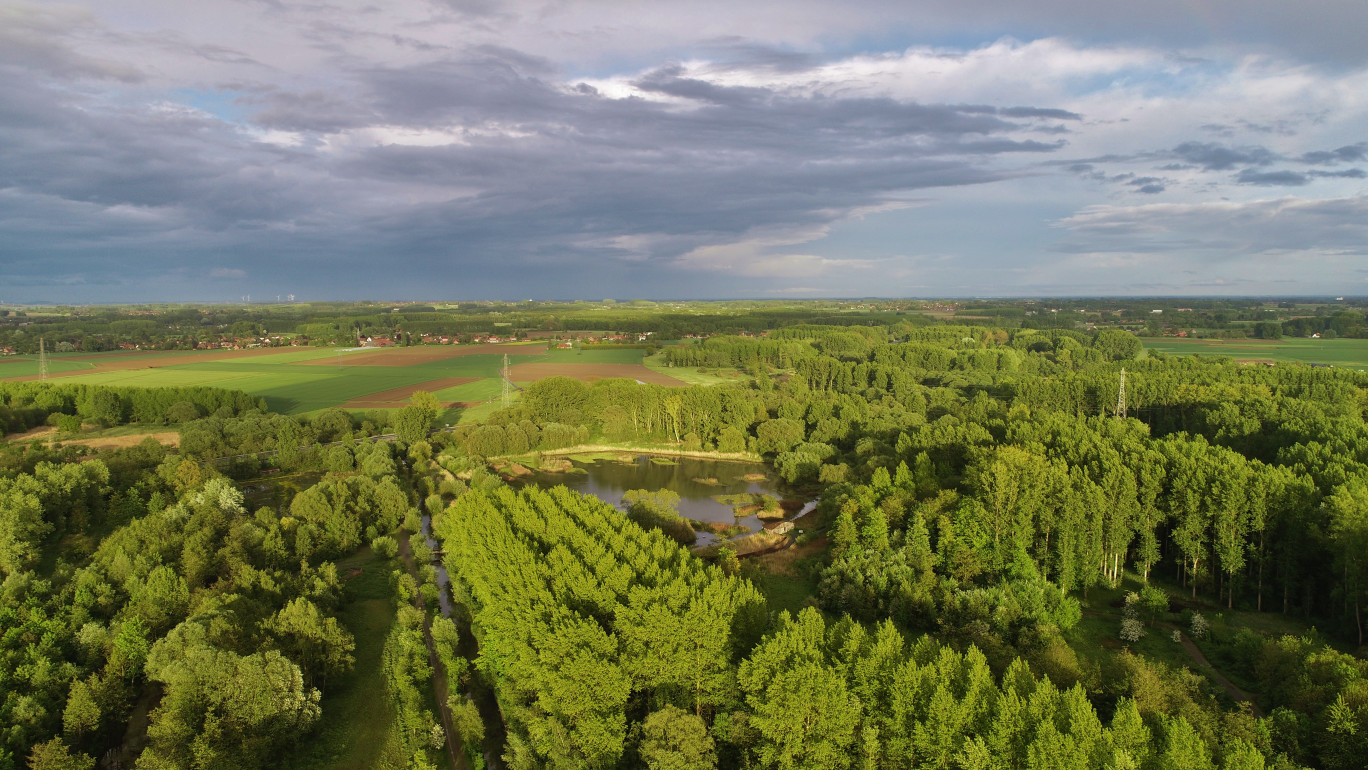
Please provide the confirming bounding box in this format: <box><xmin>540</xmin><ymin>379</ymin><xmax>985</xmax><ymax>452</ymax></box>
<box><xmin>1145</xmin><ymin>337</ymin><xmax>1368</xmax><ymax>370</ymax></box>
<box><xmin>1</xmin><ymin>347</ymin><xmax>524</xmax><ymax>415</ymax></box>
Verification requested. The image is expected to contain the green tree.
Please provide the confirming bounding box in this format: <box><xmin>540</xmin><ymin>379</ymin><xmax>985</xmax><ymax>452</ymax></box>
<box><xmin>1326</xmin><ymin>478</ymin><xmax>1368</xmax><ymax>646</ymax></box>
<box><xmin>0</xmin><ymin>479</ymin><xmax>49</xmax><ymax>576</ymax></box>
<box><xmin>640</xmin><ymin>705</ymin><xmax>717</xmax><ymax>770</ymax></box>
<box><xmin>393</xmin><ymin>405</ymin><xmax>432</xmax><ymax>444</ymax></box>
<box><xmin>27</xmin><ymin>739</ymin><xmax>94</xmax><ymax>770</ymax></box>
<box><xmin>266</xmin><ymin>598</ymin><xmax>356</xmax><ymax>687</ymax></box>
<box><xmin>62</xmin><ymin>680</ymin><xmax>100</xmax><ymax>743</ymax></box>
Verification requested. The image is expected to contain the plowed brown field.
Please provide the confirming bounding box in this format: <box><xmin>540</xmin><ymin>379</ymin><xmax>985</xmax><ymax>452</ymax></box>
<box><xmin>299</xmin><ymin>343</ymin><xmax>547</xmax><ymax>367</ymax></box>
<box><xmin>340</xmin><ymin>377</ymin><xmax>477</xmax><ymax>408</ymax></box>
<box><xmin>506</xmin><ymin>363</ymin><xmax>686</xmax><ymax>386</ymax></box>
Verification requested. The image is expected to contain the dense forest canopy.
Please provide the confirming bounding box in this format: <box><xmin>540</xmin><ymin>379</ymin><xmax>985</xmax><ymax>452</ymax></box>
<box><xmin>1</xmin><ymin>300</ymin><xmax>1366</xmax><ymax>769</ymax></box>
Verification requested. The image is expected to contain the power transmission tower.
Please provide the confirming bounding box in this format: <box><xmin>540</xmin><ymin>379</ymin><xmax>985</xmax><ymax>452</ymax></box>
<box><xmin>38</xmin><ymin>337</ymin><xmax>48</xmax><ymax>381</ymax></box>
<box><xmin>1115</xmin><ymin>367</ymin><xmax>1127</xmax><ymax>419</ymax></box>
<box><xmin>501</xmin><ymin>353</ymin><xmax>512</xmax><ymax>409</ymax></box>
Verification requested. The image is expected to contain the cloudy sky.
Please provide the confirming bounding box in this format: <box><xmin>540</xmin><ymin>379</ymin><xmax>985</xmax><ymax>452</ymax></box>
<box><xmin>2</xmin><ymin>0</ymin><xmax>1366</xmax><ymax>302</ymax></box>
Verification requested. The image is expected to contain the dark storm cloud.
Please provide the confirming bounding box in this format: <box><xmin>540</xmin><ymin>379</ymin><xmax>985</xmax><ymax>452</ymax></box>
<box><xmin>1128</xmin><ymin>177</ymin><xmax>1165</xmax><ymax>194</ymax></box>
<box><xmin>5</xmin><ymin>0</ymin><xmax>1366</xmax><ymax>301</ymax></box>
<box><xmin>696</xmin><ymin>40</ymin><xmax>824</xmax><ymax>72</ymax></box>
<box><xmin>1</xmin><ymin>35</ymin><xmax>1076</xmax><ymax>300</ymax></box>
<box><xmin>1310</xmin><ymin>169</ymin><xmax>1366</xmax><ymax>179</ymax></box>
<box><xmin>0</xmin><ymin>7</ymin><xmax>142</xmax><ymax>82</ymax></box>
<box><xmin>249</xmin><ymin>89</ymin><xmax>376</xmax><ymax>133</ymax></box>
<box><xmin>1299</xmin><ymin>143</ymin><xmax>1367</xmax><ymax>165</ymax></box>
<box><xmin>1054</xmin><ymin>197</ymin><xmax>1368</xmax><ymax>259</ymax></box>
<box><xmin>1235</xmin><ymin>169</ymin><xmax>1308</xmax><ymax>186</ymax></box>
<box><xmin>1172</xmin><ymin>142</ymin><xmax>1275</xmax><ymax>171</ymax></box>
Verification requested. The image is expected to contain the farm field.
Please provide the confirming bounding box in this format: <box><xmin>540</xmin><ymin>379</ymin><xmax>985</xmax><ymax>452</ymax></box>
<box><xmin>507</xmin><ymin>361</ymin><xmax>686</xmax><ymax>386</ymax></box>
<box><xmin>1145</xmin><ymin>336</ymin><xmax>1368</xmax><ymax>369</ymax></box>
<box><xmin>0</xmin><ymin>342</ymin><xmax>681</xmax><ymax>416</ymax></box>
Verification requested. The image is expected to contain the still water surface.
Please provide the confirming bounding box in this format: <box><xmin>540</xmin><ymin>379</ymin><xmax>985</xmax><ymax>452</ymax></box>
<box><xmin>516</xmin><ymin>454</ymin><xmax>816</xmax><ymax>541</ymax></box>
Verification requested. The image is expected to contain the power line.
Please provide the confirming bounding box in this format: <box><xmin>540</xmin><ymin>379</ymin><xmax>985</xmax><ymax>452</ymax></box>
<box><xmin>38</xmin><ymin>337</ymin><xmax>48</xmax><ymax>381</ymax></box>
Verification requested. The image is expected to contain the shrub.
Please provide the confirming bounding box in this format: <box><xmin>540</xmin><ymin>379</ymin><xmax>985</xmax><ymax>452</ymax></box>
<box><xmin>1189</xmin><ymin>611</ymin><xmax>1209</xmax><ymax>640</ymax></box>
<box><xmin>372</xmin><ymin>536</ymin><xmax>398</xmax><ymax>559</ymax></box>
<box><xmin>1120</xmin><ymin>618</ymin><xmax>1147</xmax><ymax>643</ymax></box>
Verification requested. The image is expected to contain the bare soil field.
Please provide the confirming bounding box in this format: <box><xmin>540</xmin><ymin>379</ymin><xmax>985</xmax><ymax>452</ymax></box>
<box><xmin>298</xmin><ymin>343</ymin><xmax>547</xmax><ymax>367</ymax></box>
<box><xmin>506</xmin><ymin>362</ymin><xmax>687</xmax><ymax>386</ymax></box>
<box><xmin>340</xmin><ymin>376</ymin><xmax>477</xmax><ymax>408</ymax></box>
<box><xmin>4</xmin><ymin>425</ymin><xmax>180</xmax><ymax>449</ymax></box>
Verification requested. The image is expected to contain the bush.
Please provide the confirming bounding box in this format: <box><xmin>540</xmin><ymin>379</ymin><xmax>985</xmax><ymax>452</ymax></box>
<box><xmin>1189</xmin><ymin>611</ymin><xmax>1209</xmax><ymax>640</ymax></box>
<box><xmin>1120</xmin><ymin>618</ymin><xmax>1147</xmax><ymax>643</ymax></box>
<box><xmin>372</xmin><ymin>536</ymin><xmax>398</xmax><ymax>559</ymax></box>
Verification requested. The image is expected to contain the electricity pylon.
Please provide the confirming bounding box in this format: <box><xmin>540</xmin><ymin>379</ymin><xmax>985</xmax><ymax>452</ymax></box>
<box><xmin>501</xmin><ymin>354</ymin><xmax>512</xmax><ymax>409</ymax></box>
<box><xmin>1115</xmin><ymin>367</ymin><xmax>1127</xmax><ymax>419</ymax></box>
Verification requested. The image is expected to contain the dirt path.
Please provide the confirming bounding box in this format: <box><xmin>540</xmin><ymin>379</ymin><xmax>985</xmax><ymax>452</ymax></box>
<box><xmin>1159</xmin><ymin>622</ymin><xmax>1264</xmax><ymax>717</ymax></box>
<box><xmin>1083</xmin><ymin>610</ymin><xmax>1263</xmax><ymax>716</ymax></box>
<box><xmin>103</xmin><ymin>683</ymin><xmax>161</xmax><ymax>769</ymax></box>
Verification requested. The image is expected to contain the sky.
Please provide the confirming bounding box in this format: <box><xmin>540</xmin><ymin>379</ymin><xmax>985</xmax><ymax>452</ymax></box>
<box><xmin>1</xmin><ymin>0</ymin><xmax>1366</xmax><ymax>302</ymax></box>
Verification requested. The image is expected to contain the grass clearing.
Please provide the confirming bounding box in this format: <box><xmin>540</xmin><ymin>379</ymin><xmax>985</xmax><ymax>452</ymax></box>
<box><xmin>285</xmin><ymin>547</ymin><xmax>406</xmax><ymax>770</ymax></box>
<box><xmin>643</xmin><ymin>351</ymin><xmax>748</xmax><ymax>386</ymax></box>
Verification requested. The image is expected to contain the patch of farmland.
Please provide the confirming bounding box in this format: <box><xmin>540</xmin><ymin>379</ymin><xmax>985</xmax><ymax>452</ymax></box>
<box><xmin>506</xmin><ymin>362</ymin><xmax>687</xmax><ymax>386</ymax></box>
<box><xmin>431</xmin><ymin>378</ymin><xmax>505</xmax><ymax>404</ymax></box>
<box><xmin>0</xmin><ymin>346</ymin><xmax>336</xmax><ymax>382</ymax></box>
<box><xmin>1145</xmin><ymin>337</ymin><xmax>1368</xmax><ymax>370</ymax></box>
<box><xmin>539</xmin><ymin>347</ymin><xmax>646</xmax><ymax>364</ymax></box>
<box><xmin>340</xmin><ymin>376</ymin><xmax>478</xmax><ymax>408</ymax></box>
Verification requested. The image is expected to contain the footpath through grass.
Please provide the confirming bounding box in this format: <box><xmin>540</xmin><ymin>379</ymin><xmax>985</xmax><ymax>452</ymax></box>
<box><xmin>285</xmin><ymin>546</ymin><xmax>406</xmax><ymax>770</ymax></box>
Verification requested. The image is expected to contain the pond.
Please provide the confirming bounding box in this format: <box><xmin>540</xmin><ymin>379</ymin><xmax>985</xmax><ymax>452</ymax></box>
<box><xmin>515</xmin><ymin>454</ymin><xmax>817</xmax><ymax>543</ymax></box>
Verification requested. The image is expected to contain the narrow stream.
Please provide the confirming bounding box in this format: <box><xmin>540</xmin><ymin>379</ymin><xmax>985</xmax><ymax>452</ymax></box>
<box><xmin>420</xmin><ymin>514</ymin><xmax>454</xmax><ymax>618</ymax></box>
<box><xmin>422</xmin><ymin>514</ymin><xmax>507</xmax><ymax>769</ymax></box>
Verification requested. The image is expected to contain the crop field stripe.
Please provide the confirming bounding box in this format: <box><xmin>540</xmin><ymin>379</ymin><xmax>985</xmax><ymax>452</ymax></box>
<box><xmin>506</xmin><ymin>362</ymin><xmax>687</xmax><ymax>386</ymax></box>
<box><xmin>431</xmin><ymin>379</ymin><xmax>504</xmax><ymax>403</ymax></box>
<box><xmin>540</xmin><ymin>347</ymin><xmax>645</xmax><ymax>364</ymax></box>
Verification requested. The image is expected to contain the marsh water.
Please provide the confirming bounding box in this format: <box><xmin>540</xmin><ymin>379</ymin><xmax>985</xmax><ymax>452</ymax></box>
<box><xmin>516</xmin><ymin>454</ymin><xmax>817</xmax><ymax>542</ymax></box>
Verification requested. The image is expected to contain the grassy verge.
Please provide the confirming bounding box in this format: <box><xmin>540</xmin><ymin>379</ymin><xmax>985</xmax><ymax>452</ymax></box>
<box><xmin>285</xmin><ymin>547</ymin><xmax>406</xmax><ymax>770</ymax></box>
<box><xmin>642</xmin><ymin>352</ymin><xmax>749</xmax><ymax>386</ymax></box>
